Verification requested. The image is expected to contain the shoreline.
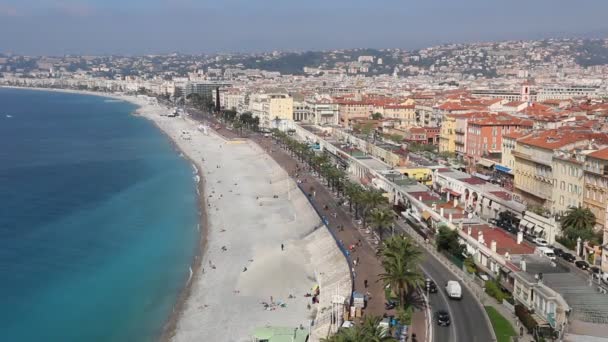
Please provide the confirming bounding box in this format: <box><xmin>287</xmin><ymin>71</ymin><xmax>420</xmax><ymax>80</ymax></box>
<box><xmin>1</xmin><ymin>85</ymin><xmax>207</xmax><ymax>341</ymax></box>
<box><xmin>143</xmin><ymin>117</ymin><xmax>209</xmax><ymax>342</ymax></box>
<box><xmin>3</xmin><ymin>85</ymin><xmax>352</xmax><ymax>341</ymax></box>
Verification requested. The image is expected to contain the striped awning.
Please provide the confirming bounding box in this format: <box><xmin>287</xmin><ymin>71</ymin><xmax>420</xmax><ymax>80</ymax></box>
<box><xmin>477</xmin><ymin>159</ymin><xmax>495</xmax><ymax>168</ymax></box>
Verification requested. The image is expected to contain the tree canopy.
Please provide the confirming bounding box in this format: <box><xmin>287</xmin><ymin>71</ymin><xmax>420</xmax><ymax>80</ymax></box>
<box><xmin>560</xmin><ymin>206</ymin><xmax>597</xmax><ymax>242</ymax></box>
<box><xmin>436</xmin><ymin>226</ymin><xmax>466</xmax><ymax>257</ymax></box>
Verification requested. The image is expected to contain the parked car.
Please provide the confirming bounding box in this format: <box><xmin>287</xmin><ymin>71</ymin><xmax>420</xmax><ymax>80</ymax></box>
<box><xmin>575</xmin><ymin>260</ymin><xmax>590</xmax><ymax>270</ymax></box>
<box><xmin>589</xmin><ymin>266</ymin><xmax>601</xmax><ymax>279</ymax></box>
<box><xmin>561</xmin><ymin>253</ymin><xmax>576</xmax><ymax>263</ymax></box>
<box><xmin>551</xmin><ymin>248</ymin><xmax>564</xmax><ymax>257</ymax></box>
<box><xmin>435</xmin><ymin>310</ymin><xmax>451</xmax><ymax>326</ymax></box>
<box><xmin>538</xmin><ymin>247</ymin><xmax>556</xmax><ymax>261</ymax></box>
<box><xmin>533</xmin><ymin>237</ymin><xmax>549</xmax><ymax>247</ymax></box>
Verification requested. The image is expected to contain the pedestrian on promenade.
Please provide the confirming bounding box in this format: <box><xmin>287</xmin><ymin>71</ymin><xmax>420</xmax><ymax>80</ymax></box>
<box><xmin>281</xmin><ymin>243</ymin><xmax>284</xmax><ymax>251</ymax></box>
<box><xmin>364</xmin><ymin>279</ymin><xmax>368</xmax><ymax>288</ymax></box>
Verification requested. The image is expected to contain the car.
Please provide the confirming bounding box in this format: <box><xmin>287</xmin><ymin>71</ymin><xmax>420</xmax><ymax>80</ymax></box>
<box><xmin>435</xmin><ymin>310</ymin><xmax>451</xmax><ymax>326</ymax></box>
<box><xmin>445</xmin><ymin>280</ymin><xmax>462</xmax><ymax>299</ymax></box>
<box><xmin>533</xmin><ymin>237</ymin><xmax>549</xmax><ymax>247</ymax></box>
<box><xmin>552</xmin><ymin>248</ymin><xmax>564</xmax><ymax>257</ymax></box>
<box><xmin>575</xmin><ymin>260</ymin><xmax>590</xmax><ymax>270</ymax></box>
<box><xmin>425</xmin><ymin>278</ymin><xmax>437</xmax><ymax>293</ymax></box>
<box><xmin>589</xmin><ymin>266</ymin><xmax>601</xmax><ymax>279</ymax></box>
<box><xmin>561</xmin><ymin>253</ymin><xmax>576</xmax><ymax>262</ymax></box>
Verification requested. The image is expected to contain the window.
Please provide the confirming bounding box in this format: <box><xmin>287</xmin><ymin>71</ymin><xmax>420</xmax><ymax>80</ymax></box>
<box><xmin>561</xmin><ymin>181</ymin><xmax>565</xmax><ymax>190</ymax></box>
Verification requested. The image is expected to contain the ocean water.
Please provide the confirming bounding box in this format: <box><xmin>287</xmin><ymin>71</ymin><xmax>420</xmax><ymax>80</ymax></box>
<box><xmin>0</xmin><ymin>88</ymin><xmax>199</xmax><ymax>342</ymax></box>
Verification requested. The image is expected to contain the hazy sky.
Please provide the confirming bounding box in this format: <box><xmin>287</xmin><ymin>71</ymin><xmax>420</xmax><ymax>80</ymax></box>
<box><xmin>1</xmin><ymin>0</ymin><xmax>607</xmax><ymax>55</ymax></box>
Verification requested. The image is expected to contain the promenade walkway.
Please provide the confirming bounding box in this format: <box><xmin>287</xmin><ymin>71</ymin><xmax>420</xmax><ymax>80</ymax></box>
<box><xmin>187</xmin><ymin>110</ymin><xmax>428</xmax><ymax>341</ymax></box>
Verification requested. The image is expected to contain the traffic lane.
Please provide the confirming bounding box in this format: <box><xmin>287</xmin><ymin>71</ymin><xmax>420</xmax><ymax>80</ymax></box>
<box><xmin>427</xmin><ymin>287</ymin><xmax>453</xmax><ymax>342</ymax></box>
<box><xmin>420</xmin><ymin>249</ymin><xmax>494</xmax><ymax>342</ymax></box>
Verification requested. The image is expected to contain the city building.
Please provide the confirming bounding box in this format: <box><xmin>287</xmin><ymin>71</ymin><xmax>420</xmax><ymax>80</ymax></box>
<box><xmin>583</xmin><ymin>148</ymin><xmax>608</xmax><ymax>271</ymax></box>
<box><xmin>465</xmin><ymin>113</ymin><xmax>533</xmax><ymax>163</ymax></box>
<box><xmin>249</xmin><ymin>91</ymin><xmax>294</xmax><ymax>129</ymax></box>
<box><xmin>513</xmin><ymin>129</ymin><xmax>597</xmax><ymax>209</ymax></box>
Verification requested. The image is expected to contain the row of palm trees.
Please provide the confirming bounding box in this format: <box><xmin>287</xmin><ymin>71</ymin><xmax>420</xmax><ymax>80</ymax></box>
<box><xmin>218</xmin><ymin>110</ymin><xmax>260</xmax><ymax>133</ymax></box>
<box><xmin>273</xmin><ymin>130</ymin><xmax>395</xmax><ymax>241</ymax></box>
<box><xmin>273</xmin><ymin>130</ymin><xmax>426</xmax><ymax>340</ymax></box>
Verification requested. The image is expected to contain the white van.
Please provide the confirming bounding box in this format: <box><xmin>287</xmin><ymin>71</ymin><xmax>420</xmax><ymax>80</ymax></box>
<box><xmin>538</xmin><ymin>247</ymin><xmax>556</xmax><ymax>261</ymax></box>
<box><xmin>445</xmin><ymin>280</ymin><xmax>462</xmax><ymax>299</ymax></box>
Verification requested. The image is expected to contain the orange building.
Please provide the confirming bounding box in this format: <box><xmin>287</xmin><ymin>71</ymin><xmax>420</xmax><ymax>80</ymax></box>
<box><xmin>465</xmin><ymin>113</ymin><xmax>533</xmax><ymax>163</ymax></box>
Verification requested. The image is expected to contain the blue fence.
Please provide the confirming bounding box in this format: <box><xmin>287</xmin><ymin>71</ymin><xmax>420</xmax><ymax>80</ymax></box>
<box><xmin>297</xmin><ymin>183</ymin><xmax>355</xmax><ymax>296</ymax></box>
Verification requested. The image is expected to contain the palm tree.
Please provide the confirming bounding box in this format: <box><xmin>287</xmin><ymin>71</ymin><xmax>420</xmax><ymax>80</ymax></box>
<box><xmin>321</xmin><ymin>315</ymin><xmax>396</xmax><ymax>342</ymax></box>
<box><xmin>560</xmin><ymin>206</ymin><xmax>596</xmax><ymax>241</ymax></box>
<box><xmin>379</xmin><ymin>235</ymin><xmax>424</xmax><ymax>311</ymax></box>
<box><xmin>312</xmin><ymin>154</ymin><xmax>329</xmax><ymax>174</ymax></box>
<box><xmin>334</xmin><ymin>169</ymin><xmax>347</xmax><ymax>196</ymax></box>
<box><xmin>362</xmin><ymin>189</ymin><xmax>388</xmax><ymax>223</ymax></box>
<box><xmin>344</xmin><ymin>182</ymin><xmax>362</xmax><ymax>213</ymax></box>
<box><xmin>368</xmin><ymin>207</ymin><xmax>395</xmax><ymax>241</ymax></box>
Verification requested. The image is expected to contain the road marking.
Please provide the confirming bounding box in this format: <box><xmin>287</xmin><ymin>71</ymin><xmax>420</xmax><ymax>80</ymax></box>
<box><xmin>420</xmin><ymin>264</ymin><xmax>458</xmax><ymax>342</ymax></box>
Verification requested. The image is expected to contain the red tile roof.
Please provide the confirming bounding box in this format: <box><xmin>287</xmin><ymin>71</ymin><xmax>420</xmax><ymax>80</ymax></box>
<box><xmin>503</xmin><ymin>131</ymin><xmax>530</xmax><ymax>140</ymax></box>
<box><xmin>469</xmin><ymin>113</ymin><xmax>533</xmax><ymax>127</ymax></box>
<box><xmin>587</xmin><ymin>147</ymin><xmax>608</xmax><ymax>161</ymax></box>
<box><xmin>504</xmin><ymin>101</ymin><xmax>526</xmax><ymax>107</ymax></box>
<box><xmin>517</xmin><ymin>128</ymin><xmax>595</xmax><ymax>150</ymax></box>
<box><xmin>464</xmin><ymin>224</ymin><xmax>535</xmax><ymax>255</ymax></box>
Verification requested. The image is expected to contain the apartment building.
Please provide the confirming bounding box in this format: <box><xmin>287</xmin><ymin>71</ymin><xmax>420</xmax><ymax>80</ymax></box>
<box><xmin>454</xmin><ymin>112</ymin><xmax>491</xmax><ymax>159</ymax></box>
<box><xmin>513</xmin><ymin>129</ymin><xmax>594</xmax><ymax>209</ymax></box>
<box><xmin>249</xmin><ymin>92</ymin><xmax>294</xmax><ymax>128</ymax></box>
<box><xmin>382</xmin><ymin>105</ymin><xmax>416</xmax><ymax>126</ymax></box>
<box><xmin>501</xmin><ymin>131</ymin><xmax>528</xmax><ymax>172</ymax></box>
<box><xmin>184</xmin><ymin>81</ymin><xmax>231</xmax><ymax>101</ymax></box>
<box><xmin>336</xmin><ymin>99</ymin><xmax>375</xmax><ymax>126</ymax></box>
<box><xmin>583</xmin><ymin>148</ymin><xmax>608</xmax><ymax>271</ymax></box>
<box><xmin>439</xmin><ymin>114</ymin><xmax>457</xmax><ymax>153</ymax></box>
<box><xmin>552</xmin><ymin>152</ymin><xmax>585</xmax><ymax>215</ymax></box>
<box><xmin>214</xmin><ymin>88</ymin><xmax>246</xmax><ymax>111</ymax></box>
<box><xmin>465</xmin><ymin>114</ymin><xmax>533</xmax><ymax>163</ymax></box>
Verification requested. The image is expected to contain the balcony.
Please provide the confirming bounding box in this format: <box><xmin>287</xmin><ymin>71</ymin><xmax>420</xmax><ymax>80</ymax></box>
<box><xmin>585</xmin><ymin>165</ymin><xmax>608</xmax><ymax>177</ymax></box>
<box><xmin>512</xmin><ymin>151</ymin><xmax>552</xmax><ymax>167</ymax></box>
<box><xmin>455</xmin><ymin>129</ymin><xmax>465</xmax><ymax>135</ymax></box>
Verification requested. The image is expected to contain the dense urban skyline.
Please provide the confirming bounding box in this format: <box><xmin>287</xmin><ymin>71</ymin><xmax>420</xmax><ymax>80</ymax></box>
<box><xmin>1</xmin><ymin>0</ymin><xmax>608</xmax><ymax>55</ymax></box>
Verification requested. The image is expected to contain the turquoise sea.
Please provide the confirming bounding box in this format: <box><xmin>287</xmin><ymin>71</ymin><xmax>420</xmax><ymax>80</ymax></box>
<box><xmin>0</xmin><ymin>88</ymin><xmax>199</xmax><ymax>341</ymax></box>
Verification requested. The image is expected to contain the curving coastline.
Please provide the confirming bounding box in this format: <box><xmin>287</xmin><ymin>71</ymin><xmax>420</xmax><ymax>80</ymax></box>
<box><xmin>2</xmin><ymin>86</ymin><xmax>351</xmax><ymax>341</ymax></box>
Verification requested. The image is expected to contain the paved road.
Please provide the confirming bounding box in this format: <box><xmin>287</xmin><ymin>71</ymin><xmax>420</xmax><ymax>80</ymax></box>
<box><xmin>397</xmin><ymin>221</ymin><xmax>495</xmax><ymax>342</ymax></box>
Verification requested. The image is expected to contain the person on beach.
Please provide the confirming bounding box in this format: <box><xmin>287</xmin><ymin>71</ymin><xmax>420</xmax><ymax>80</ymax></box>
<box><xmin>281</xmin><ymin>244</ymin><xmax>284</xmax><ymax>251</ymax></box>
